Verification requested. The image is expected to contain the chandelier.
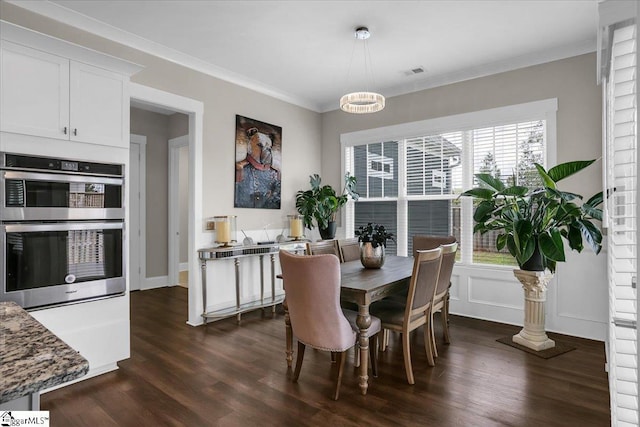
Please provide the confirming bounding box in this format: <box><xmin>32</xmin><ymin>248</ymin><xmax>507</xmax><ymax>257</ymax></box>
<box><xmin>340</xmin><ymin>26</ymin><xmax>385</xmax><ymax>114</ymax></box>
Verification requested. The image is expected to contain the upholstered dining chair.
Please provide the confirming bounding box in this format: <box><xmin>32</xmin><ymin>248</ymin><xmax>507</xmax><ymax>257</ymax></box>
<box><xmin>413</xmin><ymin>235</ymin><xmax>457</xmax><ymax>353</ymax></box>
<box><xmin>278</xmin><ymin>250</ymin><xmax>380</xmax><ymax>399</ymax></box>
<box><xmin>337</xmin><ymin>238</ymin><xmax>360</xmax><ymax>263</ymax></box>
<box><xmin>306</xmin><ymin>240</ymin><xmax>341</xmax><ymax>259</ymax></box>
<box><xmin>412</xmin><ymin>235</ymin><xmax>457</xmax><ymax>255</ymax></box>
<box><xmin>370</xmin><ymin>247</ymin><xmax>442</xmax><ymax>385</ymax></box>
<box><xmin>429</xmin><ymin>242</ymin><xmax>457</xmax><ymax>355</ymax></box>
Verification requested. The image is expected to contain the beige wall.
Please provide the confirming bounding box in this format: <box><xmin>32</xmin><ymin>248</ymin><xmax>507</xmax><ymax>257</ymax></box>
<box><xmin>0</xmin><ymin>1</ymin><xmax>323</xmax><ymax>234</ymax></box>
<box><xmin>321</xmin><ymin>53</ymin><xmax>606</xmax><ymax>339</ymax></box>
<box><xmin>321</xmin><ymin>53</ymin><xmax>602</xmax><ymax>198</ymax></box>
<box><xmin>168</xmin><ymin>113</ymin><xmax>189</xmax><ymax>140</ymax></box>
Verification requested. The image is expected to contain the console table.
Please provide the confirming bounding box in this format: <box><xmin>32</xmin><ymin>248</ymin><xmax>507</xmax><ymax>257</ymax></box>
<box><xmin>198</xmin><ymin>243</ymin><xmax>284</xmax><ymax>323</ymax></box>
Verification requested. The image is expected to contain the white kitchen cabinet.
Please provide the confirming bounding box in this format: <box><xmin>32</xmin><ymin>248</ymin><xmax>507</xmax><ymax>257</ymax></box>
<box><xmin>70</xmin><ymin>61</ymin><xmax>128</xmax><ymax>147</ymax></box>
<box><xmin>0</xmin><ymin>41</ymin><xmax>70</xmax><ymax>140</ymax></box>
<box><xmin>1</xmin><ymin>41</ymin><xmax>129</xmax><ymax>148</ymax></box>
<box><xmin>0</xmin><ymin>21</ymin><xmax>142</xmax><ymax>381</ymax></box>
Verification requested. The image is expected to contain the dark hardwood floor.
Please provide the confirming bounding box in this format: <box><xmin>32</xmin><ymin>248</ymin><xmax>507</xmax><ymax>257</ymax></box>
<box><xmin>42</xmin><ymin>287</ymin><xmax>610</xmax><ymax>426</ymax></box>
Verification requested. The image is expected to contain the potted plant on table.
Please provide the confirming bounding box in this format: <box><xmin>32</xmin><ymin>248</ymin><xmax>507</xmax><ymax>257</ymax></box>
<box><xmin>460</xmin><ymin>159</ymin><xmax>603</xmax><ymax>351</ymax></box>
<box><xmin>295</xmin><ymin>173</ymin><xmax>359</xmax><ymax>240</ymax></box>
<box><xmin>355</xmin><ymin>223</ymin><xmax>395</xmax><ymax>269</ymax></box>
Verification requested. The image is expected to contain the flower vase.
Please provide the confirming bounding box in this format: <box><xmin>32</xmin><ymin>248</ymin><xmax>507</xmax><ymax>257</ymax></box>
<box><xmin>360</xmin><ymin>242</ymin><xmax>385</xmax><ymax>269</ymax></box>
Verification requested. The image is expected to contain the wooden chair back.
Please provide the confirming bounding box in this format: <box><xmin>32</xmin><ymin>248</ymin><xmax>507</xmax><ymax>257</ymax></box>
<box><xmin>337</xmin><ymin>238</ymin><xmax>360</xmax><ymax>263</ymax></box>
<box><xmin>412</xmin><ymin>235</ymin><xmax>456</xmax><ymax>255</ymax></box>
<box><xmin>306</xmin><ymin>240</ymin><xmax>340</xmax><ymax>259</ymax></box>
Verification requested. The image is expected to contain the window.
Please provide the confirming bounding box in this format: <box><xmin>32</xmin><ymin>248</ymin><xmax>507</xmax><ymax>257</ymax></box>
<box><xmin>342</xmin><ymin>99</ymin><xmax>557</xmax><ymax>266</ymax></box>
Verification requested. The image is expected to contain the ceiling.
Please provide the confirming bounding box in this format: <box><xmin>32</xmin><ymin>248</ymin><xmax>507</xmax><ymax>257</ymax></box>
<box><xmin>10</xmin><ymin>1</ymin><xmax>599</xmax><ymax>112</ymax></box>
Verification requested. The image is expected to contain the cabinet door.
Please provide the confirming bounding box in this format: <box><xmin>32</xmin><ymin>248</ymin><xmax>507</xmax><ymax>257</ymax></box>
<box><xmin>70</xmin><ymin>61</ymin><xmax>128</xmax><ymax>147</ymax></box>
<box><xmin>0</xmin><ymin>41</ymin><xmax>70</xmax><ymax>140</ymax></box>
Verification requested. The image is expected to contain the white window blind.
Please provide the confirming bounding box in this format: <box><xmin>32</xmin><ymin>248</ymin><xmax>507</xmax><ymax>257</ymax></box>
<box><xmin>606</xmin><ymin>22</ymin><xmax>638</xmax><ymax>427</ymax></box>
<box><xmin>341</xmin><ymin>99</ymin><xmax>557</xmax><ymax>265</ymax></box>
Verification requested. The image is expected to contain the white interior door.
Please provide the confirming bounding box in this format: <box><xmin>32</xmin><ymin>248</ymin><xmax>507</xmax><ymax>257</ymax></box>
<box><xmin>129</xmin><ymin>134</ymin><xmax>146</xmax><ymax>291</ymax></box>
<box><xmin>168</xmin><ymin>135</ymin><xmax>189</xmax><ymax>287</ymax></box>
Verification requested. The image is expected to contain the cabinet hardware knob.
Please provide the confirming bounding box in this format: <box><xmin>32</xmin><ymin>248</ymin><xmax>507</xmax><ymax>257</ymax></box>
<box><xmin>63</xmin><ymin>127</ymin><xmax>67</xmax><ymax>135</ymax></box>
<box><xmin>73</xmin><ymin>128</ymin><xmax>78</xmax><ymax>136</ymax></box>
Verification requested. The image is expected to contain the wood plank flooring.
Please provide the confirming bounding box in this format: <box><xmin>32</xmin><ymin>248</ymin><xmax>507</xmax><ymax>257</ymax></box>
<box><xmin>42</xmin><ymin>287</ymin><xmax>610</xmax><ymax>426</ymax></box>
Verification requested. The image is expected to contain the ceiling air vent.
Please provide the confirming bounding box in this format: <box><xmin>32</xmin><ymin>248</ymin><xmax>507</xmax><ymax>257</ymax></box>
<box><xmin>404</xmin><ymin>66</ymin><xmax>425</xmax><ymax>76</ymax></box>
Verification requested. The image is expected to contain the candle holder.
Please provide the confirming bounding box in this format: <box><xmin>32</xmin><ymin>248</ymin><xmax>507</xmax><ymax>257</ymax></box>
<box><xmin>287</xmin><ymin>214</ymin><xmax>305</xmax><ymax>241</ymax></box>
<box><xmin>214</xmin><ymin>215</ymin><xmax>237</xmax><ymax>247</ymax></box>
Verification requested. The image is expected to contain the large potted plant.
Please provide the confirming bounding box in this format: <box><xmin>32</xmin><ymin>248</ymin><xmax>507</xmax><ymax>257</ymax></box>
<box><xmin>461</xmin><ymin>159</ymin><xmax>603</xmax><ymax>351</ymax></box>
<box><xmin>355</xmin><ymin>223</ymin><xmax>395</xmax><ymax>268</ymax></box>
<box><xmin>295</xmin><ymin>173</ymin><xmax>359</xmax><ymax>239</ymax></box>
<box><xmin>461</xmin><ymin>159</ymin><xmax>603</xmax><ymax>272</ymax></box>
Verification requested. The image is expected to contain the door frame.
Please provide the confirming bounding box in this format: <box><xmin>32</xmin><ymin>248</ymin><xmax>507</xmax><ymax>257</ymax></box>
<box><xmin>129</xmin><ymin>134</ymin><xmax>147</xmax><ymax>291</ymax></box>
<box><xmin>168</xmin><ymin>135</ymin><xmax>189</xmax><ymax>288</ymax></box>
<box><xmin>130</xmin><ymin>82</ymin><xmax>204</xmax><ymax>326</ymax></box>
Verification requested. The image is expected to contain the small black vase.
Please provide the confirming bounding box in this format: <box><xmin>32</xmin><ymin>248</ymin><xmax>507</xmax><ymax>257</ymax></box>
<box><xmin>520</xmin><ymin>244</ymin><xmax>545</xmax><ymax>271</ymax></box>
<box><xmin>319</xmin><ymin>221</ymin><xmax>337</xmax><ymax>240</ymax></box>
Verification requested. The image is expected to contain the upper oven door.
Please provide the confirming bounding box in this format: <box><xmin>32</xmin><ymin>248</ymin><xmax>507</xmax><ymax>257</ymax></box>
<box><xmin>1</xmin><ymin>170</ymin><xmax>124</xmax><ymax>221</ymax></box>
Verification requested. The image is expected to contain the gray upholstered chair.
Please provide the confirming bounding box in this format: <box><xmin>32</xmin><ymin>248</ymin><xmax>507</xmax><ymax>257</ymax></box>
<box><xmin>412</xmin><ymin>235</ymin><xmax>456</xmax><ymax>255</ymax></box>
<box><xmin>279</xmin><ymin>250</ymin><xmax>380</xmax><ymax>399</ymax></box>
<box><xmin>430</xmin><ymin>242</ymin><xmax>458</xmax><ymax>355</ymax></box>
<box><xmin>370</xmin><ymin>247</ymin><xmax>442</xmax><ymax>384</ymax></box>
<box><xmin>413</xmin><ymin>235</ymin><xmax>457</xmax><ymax>353</ymax></box>
<box><xmin>338</xmin><ymin>238</ymin><xmax>360</xmax><ymax>263</ymax></box>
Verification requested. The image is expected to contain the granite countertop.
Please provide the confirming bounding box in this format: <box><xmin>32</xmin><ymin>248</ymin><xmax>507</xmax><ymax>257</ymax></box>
<box><xmin>0</xmin><ymin>301</ymin><xmax>89</xmax><ymax>403</ymax></box>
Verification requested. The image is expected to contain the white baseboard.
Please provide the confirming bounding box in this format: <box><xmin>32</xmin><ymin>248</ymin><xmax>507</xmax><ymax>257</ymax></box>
<box><xmin>142</xmin><ymin>275</ymin><xmax>169</xmax><ymax>290</ymax></box>
<box><xmin>179</xmin><ymin>262</ymin><xmax>188</xmax><ymax>271</ymax></box>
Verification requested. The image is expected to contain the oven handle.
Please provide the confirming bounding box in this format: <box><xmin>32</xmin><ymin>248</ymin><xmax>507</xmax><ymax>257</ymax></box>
<box><xmin>3</xmin><ymin>222</ymin><xmax>124</xmax><ymax>233</ymax></box>
<box><xmin>2</xmin><ymin>170</ymin><xmax>123</xmax><ymax>186</ymax></box>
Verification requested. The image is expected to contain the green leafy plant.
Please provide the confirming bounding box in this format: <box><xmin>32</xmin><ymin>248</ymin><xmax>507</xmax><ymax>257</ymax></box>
<box><xmin>355</xmin><ymin>223</ymin><xmax>395</xmax><ymax>248</ymax></box>
<box><xmin>295</xmin><ymin>173</ymin><xmax>359</xmax><ymax>230</ymax></box>
<box><xmin>460</xmin><ymin>160</ymin><xmax>603</xmax><ymax>272</ymax></box>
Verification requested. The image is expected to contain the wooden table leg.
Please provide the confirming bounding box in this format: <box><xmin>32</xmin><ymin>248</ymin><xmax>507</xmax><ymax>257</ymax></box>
<box><xmin>283</xmin><ymin>296</ymin><xmax>293</xmax><ymax>368</ymax></box>
<box><xmin>356</xmin><ymin>303</ymin><xmax>372</xmax><ymax>395</ymax></box>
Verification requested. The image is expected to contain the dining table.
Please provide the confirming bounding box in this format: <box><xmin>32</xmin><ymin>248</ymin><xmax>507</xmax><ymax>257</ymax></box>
<box><xmin>283</xmin><ymin>255</ymin><xmax>415</xmax><ymax>395</ymax></box>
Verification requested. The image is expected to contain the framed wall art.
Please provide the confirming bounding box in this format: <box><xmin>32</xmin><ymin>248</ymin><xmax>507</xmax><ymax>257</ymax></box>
<box><xmin>234</xmin><ymin>115</ymin><xmax>282</xmax><ymax>209</ymax></box>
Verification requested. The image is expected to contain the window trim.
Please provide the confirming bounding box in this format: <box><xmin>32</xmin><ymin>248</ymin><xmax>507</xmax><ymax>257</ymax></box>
<box><xmin>340</xmin><ymin>98</ymin><xmax>558</xmax><ymax>264</ymax></box>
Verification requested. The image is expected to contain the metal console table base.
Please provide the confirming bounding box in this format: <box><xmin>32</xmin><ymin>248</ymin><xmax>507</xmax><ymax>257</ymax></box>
<box><xmin>198</xmin><ymin>244</ymin><xmax>282</xmax><ymax>324</ymax></box>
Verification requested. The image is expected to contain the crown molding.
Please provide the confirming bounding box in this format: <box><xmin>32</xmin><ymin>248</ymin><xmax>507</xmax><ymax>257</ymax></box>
<box><xmin>5</xmin><ymin>0</ymin><xmax>321</xmax><ymax>112</ymax></box>
<box><xmin>8</xmin><ymin>1</ymin><xmax>597</xmax><ymax>115</ymax></box>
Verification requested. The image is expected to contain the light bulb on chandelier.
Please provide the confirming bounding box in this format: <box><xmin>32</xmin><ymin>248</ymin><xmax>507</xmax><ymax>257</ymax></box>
<box><xmin>340</xmin><ymin>26</ymin><xmax>385</xmax><ymax>114</ymax></box>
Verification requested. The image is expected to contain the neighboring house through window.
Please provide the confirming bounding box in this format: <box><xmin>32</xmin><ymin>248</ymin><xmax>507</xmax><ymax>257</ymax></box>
<box><xmin>341</xmin><ymin>99</ymin><xmax>557</xmax><ymax>266</ymax></box>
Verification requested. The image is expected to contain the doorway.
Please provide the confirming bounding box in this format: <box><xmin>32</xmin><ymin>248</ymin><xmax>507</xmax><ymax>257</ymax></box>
<box><xmin>129</xmin><ymin>83</ymin><xmax>204</xmax><ymax>326</ymax></box>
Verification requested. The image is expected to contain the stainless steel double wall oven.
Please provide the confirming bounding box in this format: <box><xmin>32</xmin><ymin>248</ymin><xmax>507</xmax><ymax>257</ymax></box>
<box><xmin>1</xmin><ymin>152</ymin><xmax>126</xmax><ymax>309</ymax></box>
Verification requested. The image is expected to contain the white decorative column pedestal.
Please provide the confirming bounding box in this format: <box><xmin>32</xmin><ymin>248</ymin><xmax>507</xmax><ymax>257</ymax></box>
<box><xmin>512</xmin><ymin>269</ymin><xmax>555</xmax><ymax>351</ymax></box>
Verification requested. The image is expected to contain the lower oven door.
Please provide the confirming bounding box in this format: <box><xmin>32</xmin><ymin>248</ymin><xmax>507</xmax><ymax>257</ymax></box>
<box><xmin>1</xmin><ymin>221</ymin><xmax>125</xmax><ymax>309</ymax></box>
